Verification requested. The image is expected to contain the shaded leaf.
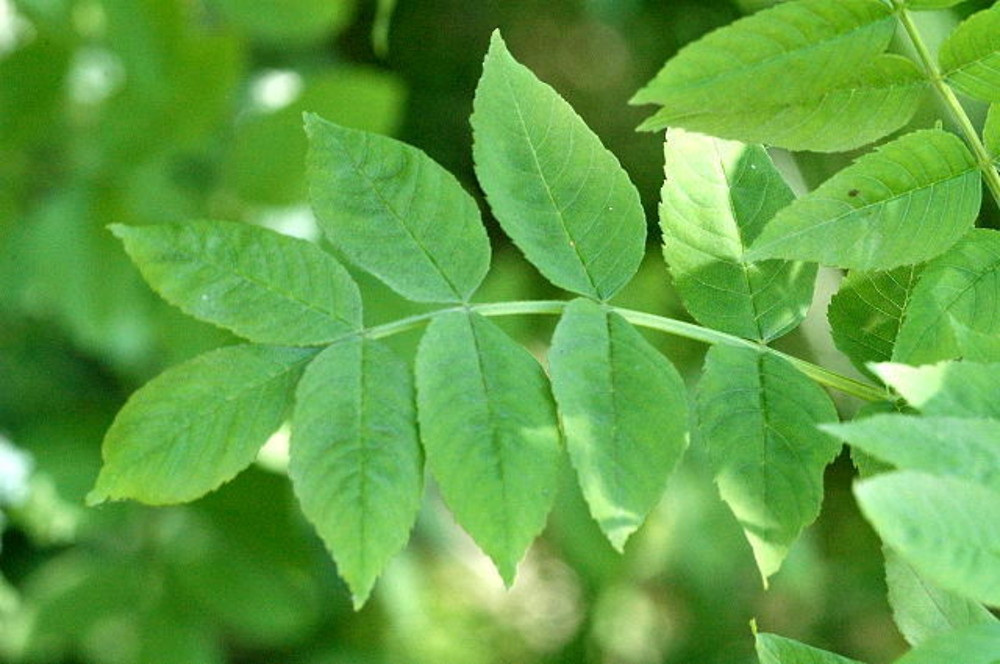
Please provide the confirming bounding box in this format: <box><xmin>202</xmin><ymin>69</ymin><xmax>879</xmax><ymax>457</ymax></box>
<box><xmin>894</xmin><ymin>229</ymin><xmax>1000</xmax><ymax>364</ymax></box>
<box><xmin>696</xmin><ymin>345</ymin><xmax>841</xmax><ymax>582</ymax></box>
<box><xmin>660</xmin><ymin>129</ymin><xmax>815</xmax><ymax>342</ymax></box>
<box><xmin>90</xmin><ymin>345</ymin><xmax>316</xmax><ymax>505</ymax></box>
<box><xmin>472</xmin><ymin>31</ymin><xmax>645</xmax><ymax>300</ymax></box>
<box><xmin>893</xmin><ymin>623</ymin><xmax>1000</xmax><ymax>664</ymax></box>
<box><xmin>939</xmin><ymin>3</ymin><xmax>1000</xmax><ymax>103</ymax></box>
<box><xmin>290</xmin><ymin>338</ymin><xmax>423</xmax><ymax>608</ymax></box>
<box><xmin>747</xmin><ymin>129</ymin><xmax>981</xmax><ymax>270</ymax></box>
<box><xmin>855</xmin><ymin>471</ymin><xmax>1000</xmax><ymax>606</ymax></box>
<box><xmin>755</xmin><ymin>632</ymin><xmax>864</xmax><ymax>664</ymax></box>
<box><xmin>872</xmin><ymin>360</ymin><xmax>1000</xmax><ymax>418</ymax></box>
<box><xmin>548</xmin><ymin>298</ymin><xmax>688</xmax><ymax>550</ymax></box>
<box><xmin>415</xmin><ymin>311</ymin><xmax>562</xmax><ymax>583</ymax></box>
<box><xmin>111</xmin><ymin>221</ymin><xmax>361</xmax><ymax>346</ymax></box>
<box><xmin>306</xmin><ymin>113</ymin><xmax>490</xmax><ymax>303</ymax></box>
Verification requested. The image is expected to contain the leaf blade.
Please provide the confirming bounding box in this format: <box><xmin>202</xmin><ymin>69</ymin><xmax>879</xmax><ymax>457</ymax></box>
<box><xmin>756</xmin><ymin>632</ymin><xmax>865</xmax><ymax>664</ymax></box>
<box><xmin>939</xmin><ymin>3</ymin><xmax>1000</xmax><ymax>103</ymax></box>
<box><xmin>872</xmin><ymin>360</ymin><xmax>1000</xmax><ymax>419</ymax></box>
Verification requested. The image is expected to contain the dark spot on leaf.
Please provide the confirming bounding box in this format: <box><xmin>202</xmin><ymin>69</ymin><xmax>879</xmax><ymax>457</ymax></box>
<box><xmin>848</xmin><ymin>189</ymin><xmax>859</xmax><ymax>197</ymax></box>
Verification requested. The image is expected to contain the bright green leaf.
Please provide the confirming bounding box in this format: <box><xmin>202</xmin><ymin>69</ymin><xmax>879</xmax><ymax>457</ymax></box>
<box><xmin>306</xmin><ymin>113</ymin><xmax>490</xmax><ymax>303</ymax></box>
<box><xmin>471</xmin><ymin>31</ymin><xmax>646</xmax><ymax>301</ymax></box>
<box><xmin>824</xmin><ymin>415</ymin><xmax>1000</xmax><ymax>493</ymax></box>
<box><xmin>747</xmin><ymin>129</ymin><xmax>981</xmax><ymax>270</ymax></box>
<box><xmin>939</xmin><ymin>3</ymin><xmax>1000</xmax><ymax>103</ymax></box>
<box><xmin>755</xmin><ymin>632</ymin><xmax>865</xmax><ymax>664</ymax></box>
<box><xmin>855</xmin><ymin>471</ymin><xmax>1000</xmax><ymax>606</ymax></box>
<box><xmin>906</xmin><ymin>0</ymin><xmax>971</xmax><ymax>8</ymax></box>
<box><xmin>893</xmin><ymin>623</ymin><xmax>1000</xmax><ymax>664</ymax></box>
<box><xmin>415</xmin><ymin>311</ymin><xmax>563</xmax><ymax>583</ymax></box>
<box><xmin>111</xmin><ymin>221</ymin><xmax>361</xmax><ymax>346</ymax></box>
<box><xmin>827</xmin><ymin>266</ymin><xmax>922</xmax><ymax>372</ymax></box>
<box><xmin>548</xmin><ymin>298</ymin><xmax>688</xmax><ymax>551</ymax></box>
<box><xmin>894</xmin><ymin>229</ymin><xmax>1000</xmax><ymax>364</ymax></box>
<box><xmin>986</xmin><ymin>104</ymin><xmax>999</xmax><ymax>159</ymax></box>
<box><xmin>872</xmin><ymin>360</ymin><xmax>1000</xmax><ymax>418</ymax></box>
<box><xmin>696</xmin><ymin>345</ymin><xmax>841</xmax><ymax>582</ymax></box>
<box><xmin>660</xmin><ymin>129</ymin><xmax>815</xmax><ymax>342</ymax></box>
<box><xmin>89</xmin><ymin>345</ymin><xmax>316</xmax><ymax>505</ymax></box>
<box><xmin>290</xmin><ymin>338</ymin><xmax>423</xmax><ymax>608</ymax></box>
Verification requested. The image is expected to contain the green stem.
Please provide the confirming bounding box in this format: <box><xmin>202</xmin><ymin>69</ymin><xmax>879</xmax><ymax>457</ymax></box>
<box><xmin>895</xmin><ymin>4</ymin><xmax>1000</xmax><ymax>208</ymax></box>
<box><xmin>363</xmin><ymin>299</ymin><xmax>890</xmax><ymax>403</ymax></box>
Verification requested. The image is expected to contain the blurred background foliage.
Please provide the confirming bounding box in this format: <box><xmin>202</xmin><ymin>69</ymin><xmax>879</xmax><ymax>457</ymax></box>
<box><xmin>0</xmin><ymin>0</ymin><xmax>996</xmax><ymax>662</ymax></box>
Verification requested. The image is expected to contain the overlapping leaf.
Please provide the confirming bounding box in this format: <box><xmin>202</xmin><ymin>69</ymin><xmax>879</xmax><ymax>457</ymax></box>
<box><xmin>696</xmin><ymin>345</ymin><xmax>841</xmax><ymax>582</ymax></box>
<box><xmin>471</xmin><ymin>31</ymin><xmax>645</xmax><ymax>301</ymax></box>
<box><xmin>827</xmin><ymin>266</ymin><xmax>921</xmax><ymax>372</ymax></box>
<box><xmin>290</xmin><ymin>338</ymin><xmax>423</xmax><ymax>608</ymax></box>
<box><xmin>939</xmin><ymin>3</ymin><xmax>1000</xmax><ymax>103</ymax></box>
<box><xmin>872</xmin><ymin>360</ymin><xmax>1000</xmax><ymax>418</ymax></box>
<box><xmin>89</xmin><ymin>345</ymin><xmax>316</xmax><ymax>505</ymax></box>
<box><xmin>306</xmin><ymin>113</ymin><xmax>490</xmax><ymax>303</ymax></box>
<box><xmin>548</xmin><ymin>298</ymin><xmax>688</xmax><ymax>551</ymax></box>
<box><xmin>894</xmin><ymin>229</ymin><xmax>1000</xmax><ymax>364</ymax></box>
<box><xmin>755</xmin><ymin>632</ymin><xmax>864</xmax><ymax>664</ymax></box>
<box><xmin>415</xmin><ymin>311</ymin><xmax>562</xmax><ymax>583</ymax></box>
<box><xmin>893</xmin><ymin>623</ymin><xmax>1000</xmax><ymax>664</ymax></box>
<box><xmin>747</xmin><ymin>129</ymin><xmax>981</xmax><ymax>270</ymax></box>
<box><xmin>111</xmin><ymin>221</ymin><xmax>361</xmax><ymax>346</ymax></box>
<box><xmin>660</xmin><ymin>129</ymin><xmax>815</xmax><ymax>342</ymax></box>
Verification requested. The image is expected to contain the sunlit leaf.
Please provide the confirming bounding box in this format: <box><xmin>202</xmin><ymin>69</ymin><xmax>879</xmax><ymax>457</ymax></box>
<box><xmin>747</xmin><ymin>129</ymin><xmax>981</xmax><ymax>270</ymax></box>
<box><xmin>660</xmin><ymin>129</ymin><xmax>815</xmax><ymax>342</ymax></box>
<box><xmin>872</xmin><ymin>360</ymin><xmax>1000</xmax><ymax>418</ymax></box>
<box><xmin>939</xmin><ymin>3</ymin><xmax>1000</xmax><ymax>103</ymax></box>
<box><xmin>755</xmin><ymin>632</ymin><xmax>864</xmax><ymax>664</ymax></box>
<box><xmin>893</xmin><ymin>623</ymin><xmax>1000</xmax><ymax>664</ymax></box>
<box><xmin>472</xmin><ymin>31</ymin><xmax>645</xmax><ymax>300</ymax></box>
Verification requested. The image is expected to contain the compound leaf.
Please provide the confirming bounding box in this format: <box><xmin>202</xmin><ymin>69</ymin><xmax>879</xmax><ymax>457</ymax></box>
<box><xmin>894</xmin><ymin>229</ymin><xmax>1000</xmax><ymax>364</ymax></box>
<box><xmin>415</xmin><ymin>311</ymin><xmax>562</xmax><ymax>583</ymax></box>
<box><xmin>747</xmin><ymin>129</ymin><xmax>981</xmax><ymax>270</ymax></box>
<box><xmin>893</xmin><ymin>623</ymin><xmax>1000</xmax><ymax>664</ymax></box>
<box><xmin>660</xmin><ymin>129</ymin><xmax>815</xmax><ymax>342</ymax></box>
<box><xmin>872</xmin><ymin>360</ymin><xmax>1000</xmax><ymax>418</ymax></box>
<box><xmin>939</xmin><ymin>3</ymin><xmax>1000</xmax><ymax>103</ymax></box>
<box><xmin>290</xmin><ymin>338</ymin><xmax>422</xmax><ymax>609</ymax></box>
<box><xmin>306</xmin><ymin>113</ymin><xmax>490</xmax><ymax>303</ymax></box>
<box><xmin>472</xmin><ymin>31</ymin><xmax>645</xmax><ymax>301</ymax></box>
<box><xmin>696</xmin><ymin>345</ymin><xmax>841</xmax><ymax>582</ymax></box>
<box><xmin>111</xmin><ymin>221</ymin><xmax>361</xmax><ymax>346</ymax></box>
<box><xmin>90</xmin><ymin>345</ymin><xmax>316</xmax><ymax>505</ymax></box>
<box><xmin>756</xmin><ymin>632</ymin><xmax>865</xmax><ymax>664</ymax></box>
<box><xmin>855</xmin><ymin>471</ymin><xmax>1000</xmax><ymax>606</ymax></box>
<box><xmin>548</xmin><ymin>298</ymin><xmax>688</xmax><ymax>551</ymax></box>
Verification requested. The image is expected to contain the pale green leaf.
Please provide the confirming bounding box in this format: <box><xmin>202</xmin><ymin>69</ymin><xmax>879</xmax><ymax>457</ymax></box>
<box><xmin>885</xmin><ymin>548</ymin><xmax>997</xmax><ymax>647</ymax></box>
<box><xmin>306</xmin><ymin>113</ymin><xmax>490</xmax><ymax>303</ymax></box>
<box><xmin>986</xmin><ymin>104</ymin><xmax>999</xmax><ymax>159</ymax></box>
<box><xmin>747</xmin><ymin>129</ymin><xmax>981</xmax><ymax>270</ymax></box>
<box><xmin>824</xmin><ymin>415</ymin><xmax>1000</xmax><ymax>493</ymax></box>
<box><xmin>855</xmin><ymin>471</ymin><xmax>1000</xmax><ymax>606</ymax></box>
<box><xmin>939</xmin><ymin>3</ymin><xmax>1000</xmax><ymax>103</ymax></box>
<box><xmin>415</xmin><ymin>311</ymin><xmax>562</xmax><ymax>583</ymax></box>
<box><xmin>872</xmin><ymin>360</ymin><xmax>1000</xmax><ymax>418</ymax></box>
<box><xmin>894</xmin><ymin>229</ymin><xmax>1000</xmax><ymax>364</ymax></box>
<box><xmin>471</xmin><ymin>31</ymin><xmax>645</xmax><ymax>300</ymax></box>
<box><xmin>827</xmin><ymin>267</ymin><xmax>922</xmax><ymax>373</ymax></box>
<box><xmin>660</xmin><ymin>129</ymin><xmax>815</xmax><ymax>342</ymax></box>
<box><xmin>290</xmin><ymin>338</ymin><xmax>422</xmax><ymax>608</ymax></box>
<box><xmin>696</xmin><ymin>345</ymin><xmax>841</xmax><ymax>582</ymax></box>
<box><xmin>755</xmin><ymin>632</ymin><xmax>865</xmax><ymax>664</ymax></box>
<box><xmin>90</xmin><ymin>345</ymin><xmax>316</xmax><ymax>505</ymax></box>
<box><xmin>548</xmin><ymin>298</ymin><xmax>688</xmax><ymax>551</ymax></box>
<box><xmin>893</xmin><ymin>623</ymin><xmax>1000</xmax><ymax>664</ymax></box>
<box><xmin>111</xmin><ymin>221</ymin><xmax>361</xmax><ymax>346</ymax></box>
<box><xmin>906</xmin><ymin>0</ymin><xmax>971</xmax><ymax>8</ymax></box>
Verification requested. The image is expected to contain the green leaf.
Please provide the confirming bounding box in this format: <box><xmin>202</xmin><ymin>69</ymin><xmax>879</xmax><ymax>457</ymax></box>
<box><xmin>939</xmin><ymin>3</ymin><xmax>1000</xmax><ymax>103</ymax></box>
<box><xmin>471</xmin><ymin>31</ymin><xmax>645</xmax><ymax>301</ymax></box>
<box><xmin>905</xmin><ymin>0</ymin><xmax>971</xmax><ymax>8</ymax></box>
<box><xmin>824</xmin><ymin>415</ymin><xmax>1000</xmax><ymax>493</ymax></box>
<box><xmin>872</xmin><ymin>360</ymin><xmax>1000</xmax><ymax>418</ymax></box>
<box><xmin>755</xmin><ymin>632</ymin><xmax>865</xmax><ymax>664</ymax></box>
<box><xmin>90</xmin><ymin>345</ymin><xmax>316</xmax><ymax>505</ymax></box>
<box><xmin>747</xmin><ymin>129</ymin><xmax>981</xmax><ymax>270</ymax></box>
<box><xmin>290</xmin><ymin>338</ymin><xmax>423</xmax><ymax>608</ymax></box>
<box><xmin>306</xmin><ymin>113</ymin><xmax>490</xmax><ymax>303</ymax></box>
<box><xmin>885</xmin><ymin>548</ymin><xmax>997</xmax><ymax>647</ymax></box>
<box><xmin>894</xmin><ymin>229</ymin><xmax>1000</xmax><ymax>364</ymax></box>
<box><xmin>548</xmin><ymin>298</ymin><xmax>688</xmax><ymax>551</ymax></box>
<box><xmin>660</xmin><ymin>129</ymin><xmax>815</xmax><ymax>342</ymax></box>
<box><xmin>111</xmin><ymin>221</ymin><xmax>361</xmax><ymax>346</ymax></box>
<box><xmin>632</xmin><ymin>0</ymin><xmax>899</xmax><ymax>146</ymax></box>
<box><xmin>827</xmin><ymin>266</ymin><xmax>922</xmax><ymax>372</ymax></box>
<box><xmin>893</xmin><ymin>623</ymin><xmax>1000</xmax><ymax>664</ymax></box>
<box><xmin>415</xmin><ymin>311</ymin><xmax>563</xmax><ymax>583</ymax></box>
<box><xmin>696</xmin><ymin>345</ymin><xmax>841</xmax><ymax>582</ymax></box>
<box><xmin>986</xmin><ymin>104</ymin><xmax>999</xmax><ymax>159</ymax></box>
<box><xmin>204</xmin><ymin>0</ymin><xmax>355</xmax><ymax>45</ymax></box>
<box><xmin>855</xmin><ymin>471</ymin><xmax>1000</xmax><ymax>606</ymax></box>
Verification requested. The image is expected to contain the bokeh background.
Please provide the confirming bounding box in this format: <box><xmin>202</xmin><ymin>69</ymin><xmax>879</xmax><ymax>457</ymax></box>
<box><xmin>1</xmin><ymin>1</ymin><xmax>996</xmax><ymax>662</ymax></box>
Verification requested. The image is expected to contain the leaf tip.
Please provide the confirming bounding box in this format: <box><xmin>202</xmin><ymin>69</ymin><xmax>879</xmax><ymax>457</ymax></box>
<box><xmin>84</xmin><ymin>488</ymin><xmax>108</xmax><ymax>507</ymax></box>
<box><xmin>106</xmin><ymin>223</ymin><xmax>131</xmax><ymax>241</ymax></box>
